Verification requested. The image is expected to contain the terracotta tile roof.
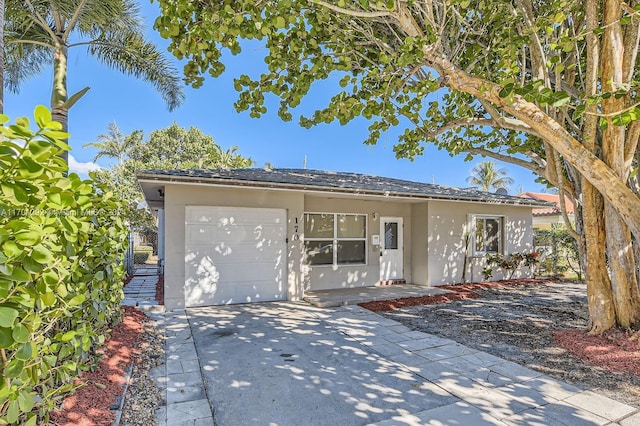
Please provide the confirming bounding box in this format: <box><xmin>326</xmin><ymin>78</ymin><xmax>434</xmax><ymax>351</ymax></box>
<box><xmin>518</xmin><ymin>192</ymin><xmax>575</xmax><ymax>216</ymax></box>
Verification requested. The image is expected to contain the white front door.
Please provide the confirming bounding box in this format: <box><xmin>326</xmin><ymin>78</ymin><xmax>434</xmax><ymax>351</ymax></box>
<box><xmin>380</xmin><ymin>217</ymin><xmax>403</xmax><ymax>280</ymax></box>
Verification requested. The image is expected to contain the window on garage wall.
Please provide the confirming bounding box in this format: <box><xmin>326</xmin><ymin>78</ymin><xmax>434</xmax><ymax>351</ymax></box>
<box><xmin>304</xmin><ymin>213</ymin><xmax>367</xmax><ymax>265</ymax></box>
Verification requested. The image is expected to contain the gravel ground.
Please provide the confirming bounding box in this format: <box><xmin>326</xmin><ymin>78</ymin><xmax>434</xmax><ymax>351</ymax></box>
<box><xmin>379</xmin><ymin>281</ymin><xmax>640</xmax><ymax>409</ymax></box>
<box><xmin>120</xmin><ymin>314</ymin><xmax>165</xmax><ymax>426</ymax></box>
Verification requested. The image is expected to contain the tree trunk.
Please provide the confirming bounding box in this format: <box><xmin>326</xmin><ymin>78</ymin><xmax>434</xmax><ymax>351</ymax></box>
<box><xmin>52</xmin><ymin>45</ymin><xmax>69</xmax><ymax>167</ymax></box>
<box><xmin>600</xmin><ymin>0</ymin><xmax>640</xmax><ymax>328</ymax></box>
<box><xmin>582</xmin><ymin>180</ymin><xmax>616</xmax><ymax>333</ymax></box>
<box><xmin>605</xmin><ymin>207</ymin><xmax>640</xmax><ymax>327</ymax></box>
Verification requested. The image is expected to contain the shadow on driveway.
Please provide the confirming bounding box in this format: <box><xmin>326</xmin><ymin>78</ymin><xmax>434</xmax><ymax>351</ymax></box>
<box><xmin>188</xmin><ymin>302</ymin><xmax>458</xmax><ymax>425</ymax></box>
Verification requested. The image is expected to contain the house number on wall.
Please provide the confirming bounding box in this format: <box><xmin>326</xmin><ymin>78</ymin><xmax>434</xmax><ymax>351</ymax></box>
<box><xmin>292</xmin><ymin>217</ymin><xmax>300</xmax><ymax>241</ymax></box>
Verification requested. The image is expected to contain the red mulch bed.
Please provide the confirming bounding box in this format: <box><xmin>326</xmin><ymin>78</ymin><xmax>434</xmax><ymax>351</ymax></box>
<box><xmin>156</xmin><ymin>274</ymin><xmax>164</xmax><ymax>305</ymax></box>
<box><xmin>49</xmin><ymin>306</ymin><xmax>146</xmax><ymax>426</ymax></box>
<box><xmin>554</xmin><ymin>328</ymin><xmax>640</xmax><ymax>377</ymax></box>
<box><xmin>359</xmin><ymin>279</ymin><xmax>549</xmax><ymax>312</ymax></box>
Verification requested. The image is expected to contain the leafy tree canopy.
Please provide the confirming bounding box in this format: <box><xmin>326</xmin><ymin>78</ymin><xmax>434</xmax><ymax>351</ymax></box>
<box><xmin>154</xmin><ymin>0</ymin><xmax>640</xmax><ymax>333</ymax></box>
<box><xmin>153</xmin><ymin>0</ymin><xmax>640</xmax><ymax>236</ymax></box>
<box><xmin>92</xmin><ymin>123</ymin><xmax>253</xmax><ymax>228</ymax></box>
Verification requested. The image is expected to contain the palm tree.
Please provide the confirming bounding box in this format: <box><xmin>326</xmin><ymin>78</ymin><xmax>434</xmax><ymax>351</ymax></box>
<box><xmin>5</xmin><ymin>0</ymin><xmax>185</xmax><ymax>164</ymax></box>
<box><xmin>84</xmin><ymin>121</ymin><xmax>140</xmax><ymax>165</ymax></box>
<box><xmin>466</xmin><ymin>161</ymin><xmax>514</xmax><ymax>193</ymax></box>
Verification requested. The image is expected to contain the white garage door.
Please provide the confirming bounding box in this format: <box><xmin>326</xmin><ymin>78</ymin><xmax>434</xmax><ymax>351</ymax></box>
<box><xmin>185</xmin><ymin>206</ymin><xmax>286</xmax><ymax>307</ymax></box>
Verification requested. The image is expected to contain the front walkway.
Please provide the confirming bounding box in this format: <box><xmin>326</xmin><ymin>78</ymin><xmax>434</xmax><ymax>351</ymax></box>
<box><xmin>122</xmin><ymin>268</ymin><xmax>161</xmax><ymax>310</ymax></box>
<box><xmin>304</xmin><ymin>284</ymin><xmax>449</xmax><ymax>307</ymax></box>
<box><xmin>121</xmin><ymin>268</ymin><xmax>214</xmax><ymax>425</ymax></box>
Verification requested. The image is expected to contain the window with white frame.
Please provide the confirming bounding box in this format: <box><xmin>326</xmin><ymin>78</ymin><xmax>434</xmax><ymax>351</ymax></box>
<box><xmin>473</xmin><ymin>215</ymin><xmax>503</xmax><ymax>255</ymax></box>
<box><xmin>304</xmin><ymin>213</ymin><xmax>367</xmax><ymax>265</ymax></box>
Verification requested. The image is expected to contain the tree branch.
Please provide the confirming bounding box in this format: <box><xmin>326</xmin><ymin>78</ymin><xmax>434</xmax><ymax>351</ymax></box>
<box><xmin>622</xmin><ymin>1</ymin><xmax>640</xmax><ymax>84</ymax></box>
<box><xmin>5</xmin><ymin>38</ymin><xmax>54</xmax><ymax>49</ymax></box>
<box><xmin>464</xmin><ymin>146</ymin><xmax>546</xmax><ymax>176</ymax></box>
<box><xmin>312</xmin><ymin>0</ymin><xmax>392</xmax><ymax>18</ymax></box>
<box><xmin>23</xmin><ymin>0</ymin><xmax>59</xmax><ymax>45</ymax></box>
<box><xmin>625</xmin><ymin>119</ymin><xmax>640</xmax><ymax>166</ymax></box>
<box><xmin>554</xmin><ymin>154</ymin><xmax>580</xmax><ymax>238</ymax></box>
<box><xmin>64</xmin><ymin>0</ymin><xmax>90</xmax><ymax>41</ymax></box>
<box><xmin>513</xmin><ymin>0</ymin><xmax>550</xmax><ymax>85</ymax></box>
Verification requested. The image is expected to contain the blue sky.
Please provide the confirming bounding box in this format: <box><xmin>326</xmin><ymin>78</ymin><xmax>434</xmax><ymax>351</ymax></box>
<box><xmin>5</xmin><ymin>1</ymin><xmax>546</xmax><ymax>193</ymax></box>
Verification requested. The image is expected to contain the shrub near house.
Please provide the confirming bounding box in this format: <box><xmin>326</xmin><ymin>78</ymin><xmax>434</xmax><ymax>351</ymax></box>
<box><xmin>0</xmin><ymin>107</ymin><xmax>129</xmax><ymax>425</ymax></box>
<box><xmin>482</xmin><ymin>252</ymin><xmax>540</xmax><ymax>281</ymax></box>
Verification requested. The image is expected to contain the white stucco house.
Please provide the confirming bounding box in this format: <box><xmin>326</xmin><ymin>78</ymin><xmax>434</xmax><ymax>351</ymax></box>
<box><xmin>136</xmin><ymin>168</ymin><xmax>549</xmax><ymax>310</ymax></box>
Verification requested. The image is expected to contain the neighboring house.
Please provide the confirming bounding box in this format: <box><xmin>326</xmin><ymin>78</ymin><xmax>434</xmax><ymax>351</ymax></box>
<box><xmin>518</xmin><ymin>192</ymin><xmax>575</xmax><ymax>230</ymax></box>
<box><xmin>137</xmin><ymin>168</ymin><xmax>549</xmax><ymax>310</ymax></box>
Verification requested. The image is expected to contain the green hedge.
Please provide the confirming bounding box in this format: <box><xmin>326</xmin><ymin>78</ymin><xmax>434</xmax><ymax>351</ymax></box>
<box><xmin>0</xmin><ymin>107</ymin><xmax>129</xmax><ymax>425</ymax></box>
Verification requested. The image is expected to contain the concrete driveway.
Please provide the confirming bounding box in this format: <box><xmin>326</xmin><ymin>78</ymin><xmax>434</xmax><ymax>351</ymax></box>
<box><xmin>186</xmin><ymin>302</ymin><xmax>639</xmax><ymax>426</ymax></box>
<box><xmin>188</xmin><ymin>302</ymin><xmax>458</xmax><ymax>425</ymax></box>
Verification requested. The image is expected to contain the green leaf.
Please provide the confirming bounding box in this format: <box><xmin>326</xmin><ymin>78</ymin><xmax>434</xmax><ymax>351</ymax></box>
<box><xmin>499</xmin><ymin>83</ymin><xmax>514</xmax><ymax>98</ymax></box>
<box><xmin>18</xmin><ymin>157</ymin><xmax>44</xmax><ymax>178</ymax></box>
<box><xmin>41</xmin><ymin>292</ymin><xmax>55</xmax><ymax>306</ymax></box>
<box><xmin>12</xmin><ymin>323</ymin><xmax>29</xmax><ymax>343</ymax></box>
<box><xmin>0</xmin><ymin>327</ymin><xmax>14</xmax><ymax>348</ymax></box>
<box><xmin>550</xmin><ymin>92</ymin><xmax>571</xmax><ymax>107</ymax></box>
<box><xmin>18</xmin><ymin>391</ymin><xmax>36</xmax><ymax>413</ymax></box>
<box><xmin>15</xmin><ymin>229</ymin><xmax>41</xmax><ymax>246</ymax></box>
<box><xmin>68</xmin><ymin>294</ymin><xmax>86</xmax><ymax>306</ymax></box>
<box><xmin>34</xmin><ymin>105</ymin><xmax>52</xmax><ymax>128</ymax></box>
<box><xmin>0</xmin><ymin>306</ymin><xmax>19</xmax><ymax>327</ymax></box>
<box><xmin>4</xmin><ymin>359</ymin><xmax>24</xmax><ymax>378</ymax></box>
<box><xmin>24</xmin><ymin>415</ymin><xmax>38</xmax><ymax>426</ymax></box>
<box><xmin>2</xmin><ymin>182</ymin><xmax>29</xmax><ymax>203</ymax></box>
<box><xmin>573</xmin><ymin>104</ymin><xmax>586</xmax><ymax>120</ymax></box>
<box><xmin>32</xmin><ymin>244</ymin><xmax>54</xmax><ymax>264</ymax></box>
<box><xmin>6</xmin><ymin>399</ymin><xmax>19</xmax><ymax>424</ymax></box>
<box><xmin>60</xmin><ymin>331</ymin><xmax>76</xmax><ymax>342</ymax></box>
<box><xmin>275</xmin><ymin>16</ymin><xmax>286</xmax><ymax>28</ymax></box>
<box><xmin>57</xmin><ymin>283</ymin><xmax>68</xmax><ymax>298</ymax></box>
<box><xmin>43</xmin><ymin>270</ymin><xmax>59</xmax><ymax>285</ymax></box>
<box><xmin>9</xmin><ymin>266</ymin><xmax>30</xmax><ymax>282</ymax></box>
<box><xmin>2</xmin><ymin>240</ymin><xmax>22</xmax><ymax>258</ymax></box>
<box><xmin>15</xmin><ymin>342</ymin><xmax>33</xmax><ymax>360</ymax></box>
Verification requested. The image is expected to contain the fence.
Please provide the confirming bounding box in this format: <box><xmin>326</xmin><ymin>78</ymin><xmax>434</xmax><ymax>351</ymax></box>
<box><xmin>124</xmin><ymin>232</ymin><xmax>134</xmax><ymax>276</ymax></box>
<box><xmin>533</xmin><ymin>228</ymin><xmax>582</xmax><ymax>280</ymax></box>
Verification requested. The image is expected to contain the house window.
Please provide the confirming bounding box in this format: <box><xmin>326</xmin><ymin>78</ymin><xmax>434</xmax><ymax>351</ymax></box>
<box><xmin>474</xmin><ymin>216</ymin><xmax>503</xmax><ymax>254</ymax></box>
<box><xmin>304</xmin><ymin>213</ymin><xmax>367</xmax><ymax>265</ymax></box>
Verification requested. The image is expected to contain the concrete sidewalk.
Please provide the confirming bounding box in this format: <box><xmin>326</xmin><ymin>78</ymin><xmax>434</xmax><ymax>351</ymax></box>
<box><xmin>150</xmin><ymin>311</ymin><xmax>214</xmax><ymax>426</ymax></box>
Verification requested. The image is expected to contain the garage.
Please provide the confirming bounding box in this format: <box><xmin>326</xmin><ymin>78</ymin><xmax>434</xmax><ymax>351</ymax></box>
<box><xmin>184</xmin><ymin>206</ymin><xmax>287</xmax><ymax>307</ymax></box>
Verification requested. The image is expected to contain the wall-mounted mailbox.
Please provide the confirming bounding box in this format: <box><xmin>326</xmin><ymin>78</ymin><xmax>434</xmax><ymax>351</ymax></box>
<box><xmin>371</xmin><ymin>234</ymin><xmax>380</xmax><ymax>246</ymax></box>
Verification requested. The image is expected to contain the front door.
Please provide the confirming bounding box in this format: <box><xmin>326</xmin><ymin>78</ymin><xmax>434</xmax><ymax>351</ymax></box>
<box><xmin>380</xmin><ymin>217</ymin><xmax>403</xmax><ymax>280</ymax></box>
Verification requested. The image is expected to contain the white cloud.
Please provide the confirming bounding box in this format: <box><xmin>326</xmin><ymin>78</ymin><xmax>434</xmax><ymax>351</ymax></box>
<box><xmin>69</xmin><ymin>154</ymin><xmax>102</xmax><ymax>175</ymax></box>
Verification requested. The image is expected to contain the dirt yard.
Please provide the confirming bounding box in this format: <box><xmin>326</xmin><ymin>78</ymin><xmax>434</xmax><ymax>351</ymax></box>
<box><xmin>371</xmin><ymin>281</ymin><xmax>640</xmax><ymax>409</ymax></box>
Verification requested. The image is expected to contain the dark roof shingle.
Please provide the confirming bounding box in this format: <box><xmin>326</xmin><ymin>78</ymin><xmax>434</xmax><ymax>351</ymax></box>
<box><xmin>137</xmin><ymin>168</ymin><xmax>551</xmax><ymax>207</ymax></box>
